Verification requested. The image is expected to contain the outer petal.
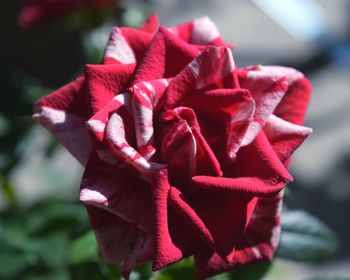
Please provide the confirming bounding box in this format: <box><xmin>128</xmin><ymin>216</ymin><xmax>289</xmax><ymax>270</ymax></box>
<box><xmin>238</xmin><ymin>65</ymin><xmax>289</xmax><ymax>146</ymax></box>
<box><xmin>86</xmin><ymin>206</ymin><xmax>140</xmax><ymax>264</ymax></box>
<box><xmin>103</xmin><ymin>27</ymin><xmax>154</xmax><ymax>65</ymax></box>
<box><xmin>194</xmin><ymin>191</ymin><xmax>283</xmax><ymax>279</ymax></box>
<box><xmin>139</xmin><ymin>14</ymin><xmax>159</xmax><ymax>33</ymax></box>
<box><xmin>263</xmin><ymin>114</ymin><xmax>312</xmax><ymax>163</ymax></box>
<box><xmin>267</xmin><ymin>66</ymin><xmax>312</xmax><ymax>126</ymax></box>
<box><xmin>169</xmin><ymin>16</ymin><xmax>224</xmax><ymax>46</ymax></box>
<box><xmin>259</xmin><ymin>66</ymin><xmax>312</xmax><ymax>166</ymax></box>
<box><xmin>170</xmin><ymin>184</ymin><xmax>257</xmax><ymax>263</ymax></box>
<box><xmin>80</xmin><ymin>153</ymin><xmax>153</xmax><ymax>232</ymax></box>
<box><xmin>33</xmin><ymin>76</ymin><xmax>92</xmax><ymax>165</ymax></box>
<box><xmin>192</xmin><ymin>131</ymin><xmax>291</xmax><ymax>278</ymax></box>
<box><xmin>87</xmin><ymin>206</ymin><xmax>154</xmax><ymax>280</ymax></box>
<box><xmin>122</xmin><ymin>233</ymin><xmax>154</xmax><ymax>279</ymax></box>
<box><xmin>103</xmin><ymin>14</ymin><xmax>162</xmax><ymax>64</ymax></box>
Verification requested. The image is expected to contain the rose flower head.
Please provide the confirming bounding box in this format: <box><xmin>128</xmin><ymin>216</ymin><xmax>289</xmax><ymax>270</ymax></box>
<box><xmin>33</xmin><ymin>15</ymin><xmax>312</xmax><ymax>279</ymax></box>
<box><xmin>18</xmin><ymin>0</ymin><xmax>115</xmax><ymax>28</ymax></box>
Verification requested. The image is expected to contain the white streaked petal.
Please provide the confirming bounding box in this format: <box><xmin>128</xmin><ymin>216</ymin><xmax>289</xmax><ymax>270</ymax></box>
<box><xmin>264</xmin><ymin>114</ymin><xmax>313</xmax><ymax>139</ymax></box>
<box><xmin>87</xmin><ymin>119</ymin><xmax>106</xmax><ymax>133</ymax></box>
<box><xmin>33</xmin><ymin>106</ymin><xmax>91</xmax><ymax>165</ymax></box>
<box><xmin>261</xmin><ymin>66</ymin><xmax>304</xmax><ymax>85</ymax></box>
<box><xmin>107</xmin><ymin>112</ymin><xmax>165</xmax><ymax>174</ymax></box>
<box><xmin>114</xmin><ymin>91</ymin><xmax>131</xmax><ymax>105</ymax></box>
<box><xmin>241</xmin><ymin>121</ymin><xmax>262</xmax><ymax>146</ymax></box>
<box><xmin>142</xmin><ymin>82</ymin><xmax>156</xmax><ymax>95</ymax></box>
<box><xmin>80</xmin><ymin>187</ymin><xmax>108</xmax><ymax>206</ymax></box>
<box><xmin>192</xmin><ymin>16</ymin><xmax>220</xmax><ymax>44</ymax></box>
<box><xmin>104</xmin><ymin>28</ymin><xmax>136</xmax><ymax>64</ymax></box>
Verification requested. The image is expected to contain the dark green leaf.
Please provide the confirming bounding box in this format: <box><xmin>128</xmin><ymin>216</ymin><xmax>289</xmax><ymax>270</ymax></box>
<box><xmin>26</xmin><ymin>201</ymin><xmax>88</xmax><ymax>235</ymax></box>
<box><xmin>228</xmin><ymin>261</ymin><xmax>271</xmax><ymax>280</ymax></box>
<box><xmin>0</xmin><ymin>228</ymin><xmax>68</xmax><ymax>268</ymax></box>
<box><xmin>0</xmin><ymin>252</ymin><xmax>28</xmax><ymax>279</ymax></box>
<box><xmin>277</xmin><ymin>210</ymin><xmax>339</xmax><ymax>261</ymax></box>
<box><xmin>0</xmin><ymin>113</ymin><xmax>10</xmax><ymax>137</ymax></box>
<box><xmin>156</xmin><ymin>258</ymin><xmax>196</xmax><ymax>280</ymax></box>
<box><xmin>23</xmin><ymin>269</ymin><xmax>70</xmax><ymax>280</ymax></box>
<box><xmin>69</xmin><ymin>231</ymin><xmax>98</xmax><ymax>264</ymax></box>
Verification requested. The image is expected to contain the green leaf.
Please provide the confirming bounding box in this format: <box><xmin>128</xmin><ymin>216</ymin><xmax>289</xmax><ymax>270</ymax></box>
<box><xmin>1</xmin><ymin>177</ymin><xmax>18</xmax><ymax>204</ymax></box>
<box><xmin>0</xmin><ymin>113</ymin><xmax>10</xmax><ymax>137</ymax></box>
<box><xmin>69</xmin><ymin>230</ymin><xmax>98</xmax><ymax>265</ymax></box>
<box><xmin>155</xmin><ymin>258</ymin><xmax>196</xmax><ymax>280</ymax></box>
<box><xmin>71</xmin><ymin>258</ymin><xmax>121</xmax><ymax>280</ymax></box>
<box><xmin>26</xmin><ymin>201</ymin><xmax>88</xmax><ymax>235</ymax></box>
<box><xmin>0</xmin><ymin>227</ymin><xmax>68</xmax><ymax>269</ymax></box>
<box><xmin>0</xmin><ymin>252</ymin><xmax>28</xmax><ymax>279</ymax></box>
<box><xmin>228</xmin><ymin>261</ymin><xmax>271</xmax><ymax>280</ymax></box>
<box><xmin>31</xmin><ymin>234</ymin><xmax>69</xmax><ymax>268</ymax></box>
<box><xmin>23</xmin><ymin>269</ymin><xmax>70</xmax><ymax>280</ymax></box>
<box><xmin>277</xmin><ymin>210</ymin><xmax>339</xmax><ymax>261</ymax></box>
<box><xmin>207</xmin><ymin>272</ymin><xmax>231</xmax><ymax>280</ymax></box>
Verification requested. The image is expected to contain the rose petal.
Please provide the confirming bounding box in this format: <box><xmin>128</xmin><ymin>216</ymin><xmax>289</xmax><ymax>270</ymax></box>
<box><xmin>152</xmin><ymin>170</ymin><xmax>205</xmax><ymax>270</ymax></box>
<box><xmin>133</xmin><ymin>27</ymin><xmax>201</xmax><ymax>84</ymax></box>
<box><xmin>103</xmin><ymin>28</ymin><xmax>137</xmax><ymax>65</ymax></box>
<box><xmin>86</xmin><ymin>92</ymin><xmax>131</xmax><ymax>144</ymax></box>
<box><xmin>33</xmin><ymin>76</ymin><xmax>92</xmax><ymax>165</ymax></box>
<box><xmin>238</xmin><ymin>65</ymin><xmax>289</xmax><ymax>146</ymax></box>
<box><xmin>84</xmin><ymin>63</ymin><xmax>135</xmax><ymax>114</ymax></box>
<box><xmin>160</xmin><ymin>117</ymin><xmax>197</xmax><ymax>177</ymax></box>
<box><xmin>193</xmin><ymin>129</ymin><xmax>292</xmax><ymax>195</ymax></box>
<box><xmin>122</xmin><ymin>233</ymin><xmax>154</xmax><ymax>279</ymax></box>
<box><xmin>106</xmin><ymin>111</ymin><xmax>166</xmax><ymax>174</ymax></box>
<box><xmin>151</xmin><ymin>160</ymin><xmax>260</xmax><ymax>263</ymax></box>
<box><xmin>182</xmin><ymin>88</ymin><xmax>255</xmax><ymax>159</ymax></box>
<box><xmin>170</xmin><ymin>186</ymin><xmax>257</xmax><ymax>262</ymax></box>
<box><xmin>130</xmin><ymin>78</ymin><xmax>170</xmax><ymax>159</ymax></box>
<box><xmin>270</xmin><ymin>67</ymin><xmax>312</xmax><ymax>125</ymax></box>
<box><xmin>225</xmin><ymin>130</ymin><xmax>292</xmax><ymax>183</ymax></box>
<box><xmin>192</xmin><ymin>127</ymin><xmax>222</xmax><ymax>177</ymax></box>
<box><xmin>187</xmin><ymin>127</ymin><xmax>291</xmax><ymax>277</ymax></box>
<box><xmin>169</xmin><ymin>16</ymin><xmax>224</xmax><ymax>46</ymax></box>
<box><xmin>194</xmin><ymin>191</ymin><xmax>283</xmax><ymax>279</ymax></box>
<box><xmin>33</xmin><ymin>106</ymin><xmax>91</xmax><ymax>165</ymax></box>
<box><xmin>86</xmin><ymin>205</ymin><xmax>140</xmax><ymax>264</ymax></box>
<box><xmin>264</xmin><ymin>114</ymin><xmax>312</xmax><ymax>162</ymax></box>
<box><xmin>164</xmin><ymin>46</ymin><xmax>237</xmax><ymax>109</ymax></box>
<box><xmin>139</xmin><ymin>14</ymin><xmax>159</xmax><ymax>33</ymax></box>
<box><xmin>80</xmin><ymin>154</ymin><xmax>153</xmax><ymax>232</ymax></box>
<box><xmin>158</xmin><ymin>106</ymin><xmax>223</xmax><ymax>177</ymax></box>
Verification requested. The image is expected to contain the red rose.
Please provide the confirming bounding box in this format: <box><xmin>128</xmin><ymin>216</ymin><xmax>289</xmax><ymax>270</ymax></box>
<box><xmin>18</xmin><ymin>0</ymin><xmax>115</xmax><ymax>28</ymax></box>
<box><xmin>33</xmin><ymin>15</ymin><xmax>312</xmax><ymax>279</ymax></box>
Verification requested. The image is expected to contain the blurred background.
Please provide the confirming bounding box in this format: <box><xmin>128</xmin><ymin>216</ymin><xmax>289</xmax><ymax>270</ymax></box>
<box><xmin>0</xmin><ymin>0</ymin><xmax>349</xmax><ymax>279</ymax></box>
